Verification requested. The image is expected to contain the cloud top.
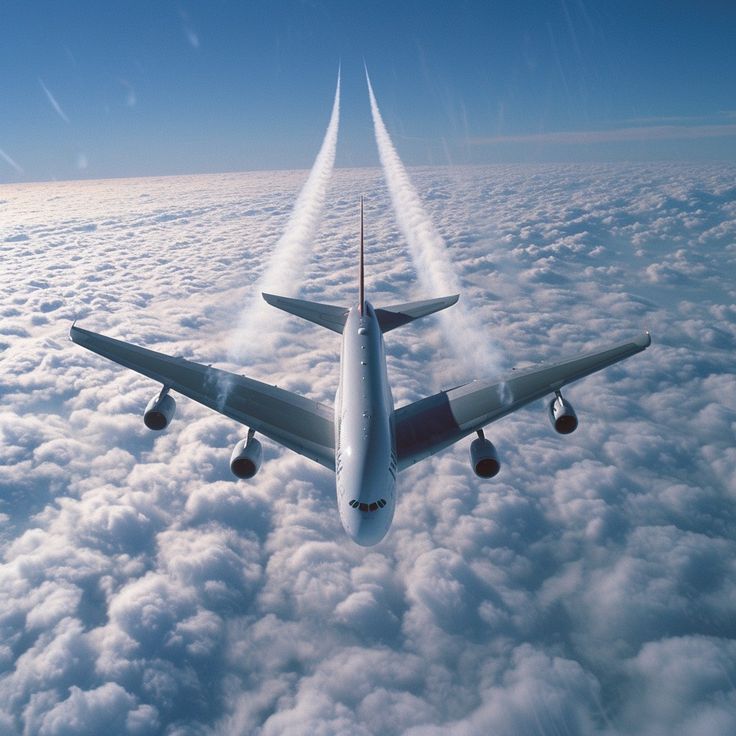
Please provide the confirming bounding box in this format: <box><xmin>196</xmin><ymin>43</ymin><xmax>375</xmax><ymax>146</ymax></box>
<box><xmin>1</xmin><ymin>161</ymin><xmax>735</xmax><ymax>734</ymax></box>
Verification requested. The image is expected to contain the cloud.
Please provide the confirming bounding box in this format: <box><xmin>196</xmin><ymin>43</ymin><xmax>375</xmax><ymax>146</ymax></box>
<box><xmin>0</xmin><ymin>162</ymin><xmax>735</xmax><ymax>734</ymax></box>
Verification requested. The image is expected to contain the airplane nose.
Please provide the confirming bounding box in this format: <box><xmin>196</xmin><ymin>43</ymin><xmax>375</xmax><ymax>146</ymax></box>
<box><xmin>350</xmin><ymin>511</ymin><xmax>389</xmax><ymax>546</ymax></box>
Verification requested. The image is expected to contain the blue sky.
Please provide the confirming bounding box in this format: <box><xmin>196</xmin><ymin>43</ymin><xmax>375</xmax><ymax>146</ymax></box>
<box><xmin>1</xmin><ymin>0</ymin><xmax>735</xmax><ymax>182</ymax></box>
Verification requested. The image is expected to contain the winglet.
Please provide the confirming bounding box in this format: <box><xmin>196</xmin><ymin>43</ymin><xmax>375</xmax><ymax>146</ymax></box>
<box><xmin>359</xmin><ymin>197</ymin><xmax>365</xmax><ymax>316</ymax></box>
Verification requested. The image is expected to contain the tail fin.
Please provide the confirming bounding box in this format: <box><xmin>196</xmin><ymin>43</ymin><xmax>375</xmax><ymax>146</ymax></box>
<box><xmin>262</xmin><ymin>293</ymin><xmax>348</xmax><ymax>333</ymax></box>
<box><xmin>375</xmin><ymin>295</ymin><xmax>459</xmax><ymax>333</ymax></box>
<box><xmin>359</xmin><ymin>197</ymin><xmax>365</xmax><ymax>315</ymax></box>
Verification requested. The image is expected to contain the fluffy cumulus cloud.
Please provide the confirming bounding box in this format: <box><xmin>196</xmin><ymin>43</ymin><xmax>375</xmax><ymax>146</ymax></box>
<box><xmin>1</xmin><ymin>162</ymin><xmax>735</xmax><ymax>735</ymax></box>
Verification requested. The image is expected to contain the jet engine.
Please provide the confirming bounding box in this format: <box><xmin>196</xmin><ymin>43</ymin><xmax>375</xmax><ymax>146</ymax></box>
<box><xmin>548</xmin><ymin>392</ymin><xmax>578</xmax><ymax>434</ymax></box>
<box><xmin>143</xmin><ymin>392</ymin><xmax>176</xmax><ymax>430</ymax></box>
<box><xmin>230</xmin><ymin>434</ymin><xmax>263</xmax><ymax>479</ymax></box>
<box><xmin>470</xmin><ymin>430</ymin><xmax>500</xmax><ymax>478</ymax></box>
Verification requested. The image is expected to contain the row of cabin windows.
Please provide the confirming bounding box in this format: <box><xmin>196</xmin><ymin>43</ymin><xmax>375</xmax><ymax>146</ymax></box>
<box><xmin>349</xmin><ymin>499</ymin><xmax>387</xmax><ymax>512</ymax></box>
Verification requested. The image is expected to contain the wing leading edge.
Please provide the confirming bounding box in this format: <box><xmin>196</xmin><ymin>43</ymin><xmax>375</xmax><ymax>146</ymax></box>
<box><xmin>394</xmin><ymin>333</ymin><xmax>651</xmax><ymax>470</ymax></box>
<box><xmin>70</xmin><ymin>326</ymin><xmax>335</xmax><ymax>469</ymax></box>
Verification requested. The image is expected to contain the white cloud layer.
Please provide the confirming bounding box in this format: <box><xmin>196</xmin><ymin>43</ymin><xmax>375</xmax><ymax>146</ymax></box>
<box><xmin>1</xmin><ymin>162</ymin><xmax>735</xmax><ymax>734</ymax></box>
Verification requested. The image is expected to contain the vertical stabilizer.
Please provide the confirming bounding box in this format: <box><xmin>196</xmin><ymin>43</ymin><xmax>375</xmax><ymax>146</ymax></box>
<box><xmin>359</xmin><ymin>197</ymin><xmax>365</xmax><ymax>315</ymax></box>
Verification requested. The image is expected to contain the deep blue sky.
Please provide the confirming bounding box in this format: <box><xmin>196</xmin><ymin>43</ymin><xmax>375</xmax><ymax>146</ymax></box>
<box><xmin>1</xmin><ymin>0</ymin><xmax>735</xmax><ymax>182</ymax></box>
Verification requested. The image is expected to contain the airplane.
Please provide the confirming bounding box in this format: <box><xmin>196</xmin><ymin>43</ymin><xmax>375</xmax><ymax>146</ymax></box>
<box><xmin>70</xmin><ymin>199</ymin><xmax>651</xmax><ymax>546</ymax></box>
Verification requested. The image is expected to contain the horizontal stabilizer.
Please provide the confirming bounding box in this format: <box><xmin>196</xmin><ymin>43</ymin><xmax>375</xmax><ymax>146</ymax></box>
<box><xmin>262</xmin><ymin>293</ymin><xmax>349</xmax><ymax>334</ymax></box>
<box><xmin>375</xmin><ymin>295</ymin><xmax>459</xmax><ymax>333</ymax></box>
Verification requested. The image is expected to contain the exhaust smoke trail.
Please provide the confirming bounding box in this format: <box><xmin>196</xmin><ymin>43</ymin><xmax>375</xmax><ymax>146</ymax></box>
<box><xmin>0</xmin><ymin>147</ymin><xmax>24</xmax><ymax>175</ymax></box>
<box><xmin>231</xmin><ymin>71</ymin><xmax>341</xmax><ymax>361</ymax></box>
<box><xmin>366</xmin><ymin>71</ymin><xmax>504</xmax><ymax>379</ymax></box>
<box><xmin>39</xmin><ymin>78</ymin><xmax>70</xmax><ymax>124</ymax></box>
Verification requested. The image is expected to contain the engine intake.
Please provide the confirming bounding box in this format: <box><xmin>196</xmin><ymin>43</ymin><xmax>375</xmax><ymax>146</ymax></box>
<box><xmin>230</xmin><ymin>436</ymin><xmax>263</xmax><ymax>479</ymax></box>
<box><xmin>470</xmin><ymin>431</ymin><xmax>500</xmax><ymax>478</ymax></box>
<box><xmin>144</xmin><ymin>392</ymin><xmax>176</xmax><ymax>430</ymax></box>
<box><xmin>548</xmin><ymin>392</ymin><xmax>578</xmax><ymax>434</ymax></box>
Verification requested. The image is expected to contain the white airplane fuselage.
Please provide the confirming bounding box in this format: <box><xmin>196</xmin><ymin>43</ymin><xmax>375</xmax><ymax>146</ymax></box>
<box><xmin>335</xmin><ymin>301</ymin><xmax>397</xmax><ymax>545</ymax></box>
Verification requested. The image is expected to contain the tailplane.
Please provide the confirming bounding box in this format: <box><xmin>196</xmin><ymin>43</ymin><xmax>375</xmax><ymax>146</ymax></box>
<box><xmin>263</xmin><ymin>198</ymin><xmax>458</xmax><ymax>334</ymax></box>
<box><xmin>261</xmin><ymin>293</ymin><xmax>349</xmax><ymax>334</ymax></box>
<box><xmin>375</xmin><ymin>295</ymin><xmax>459</xmax><ymax>333</ymax></box>
<box><xmin>262</xmin><ymin>292</ymin><xmax>458</xmax><ymax>334</ymax></box>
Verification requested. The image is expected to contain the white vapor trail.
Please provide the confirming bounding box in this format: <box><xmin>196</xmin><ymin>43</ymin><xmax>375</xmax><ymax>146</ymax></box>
<box><xmin>366</xmin><ymin>71</ymin><xmax>504</xmax><ymax>379</ymax></box>
<box><xmin>0</xmin><ymin>146</ymin><xmax>24</xmax><ymax>175</ymax></box>
<box><xmin>39</xmin><ymin>78</ymin><xmax>70</xmax><ymax>124</ymax></box>
<box><xmin>231</xmin><ymin>71</ymin><xmax>341</xmax><ymax>361</ymax></box>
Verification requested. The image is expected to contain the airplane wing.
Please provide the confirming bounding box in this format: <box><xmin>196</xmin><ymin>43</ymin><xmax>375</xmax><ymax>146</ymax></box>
<box><xmin>393</xmin><ymin>333</ymin><xmax>651</xmax><ymax>471</ymax></box>
<box><xmin>70</xmin><ymin>326</ymin><xmax>335</xmax><ymax>470</ymax></box>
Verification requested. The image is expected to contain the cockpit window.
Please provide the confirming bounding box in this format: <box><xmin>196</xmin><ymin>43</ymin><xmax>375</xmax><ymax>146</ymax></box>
<box><xmin>349</xmin><ymin>499</ymin><xmax>387</xmax><ymax>512</ymax></box>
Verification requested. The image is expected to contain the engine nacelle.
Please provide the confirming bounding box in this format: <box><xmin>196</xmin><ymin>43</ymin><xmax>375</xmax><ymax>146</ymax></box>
<box><xmin>548</xmin><ymin>394</ymin><xmax>578</xmax><ymax>434</ymax></box>
<box><xmin>470</xmin><ymin>435</ymin><xmax>500</xmax><ymax>478</ymax></box>
<box><xmin>230</xmin><ymin>437</ymin><xmax>263</xmax><ymax>479</ymax></box>
<box><xmin>143</xmin><ymin>393</ymin><xmax>176</xmax><ymax>430</ymax></box>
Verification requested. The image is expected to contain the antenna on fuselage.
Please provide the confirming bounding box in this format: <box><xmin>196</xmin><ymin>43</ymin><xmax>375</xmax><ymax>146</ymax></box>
<box><xmin>359</xmin><ymin>196</ymin><xmax>365</xmax><ymax>316</ymax></box>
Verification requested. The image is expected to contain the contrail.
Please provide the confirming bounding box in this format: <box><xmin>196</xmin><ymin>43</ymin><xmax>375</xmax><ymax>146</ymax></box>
<box><xmin>230</xmin><ymin>70</ymin><xmax>341</xmax><ymax>362</ymax></box>
<box><xmin>0</xmin><ymin>147</ymin><xmax>24</xmax><ymax>175</ymax></box>
<box><xmin>39</xmin><ymin>78</ymin><xmax>70</xmax><ymax>124</ymax></box>
<box><xmin>365</xmin><ymin>70</ymin><xmax>504</xmax><ymax>379</ymax></box>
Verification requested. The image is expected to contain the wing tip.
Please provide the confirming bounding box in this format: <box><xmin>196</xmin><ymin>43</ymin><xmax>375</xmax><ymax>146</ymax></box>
<box><xmin>636</xmin><ymin>331</ymin><xmax>652</xmax><ymax>348</ymax></box>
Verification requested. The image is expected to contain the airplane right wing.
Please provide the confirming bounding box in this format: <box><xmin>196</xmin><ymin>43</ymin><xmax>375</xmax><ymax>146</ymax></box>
<box><xmin>393</xmin><ymin>333</ymin><xmax>651</xmax><ymax>471</ymax></box>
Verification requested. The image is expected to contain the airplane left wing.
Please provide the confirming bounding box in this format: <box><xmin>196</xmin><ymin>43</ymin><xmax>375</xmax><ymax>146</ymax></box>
<box><xmin>394</xmin><ymin>333</ymin><xmax>651</xmax><ymax>471</ymax></box>
<box><xmin>70</xmin><ymin>326</ymin><xmax>335</xmax><ymax>470</ymax></box>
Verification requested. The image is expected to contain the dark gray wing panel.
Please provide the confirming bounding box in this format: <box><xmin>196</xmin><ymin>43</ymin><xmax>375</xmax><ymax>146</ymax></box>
<box><xmin>70</xmin><ymin>326</ymin><xmax>335</xmax><ymax>470</ymax></box>
<box><xmin>394</xmin><ymin>333</ymin><xmax>651</xmax><ymax>470</ymax></box>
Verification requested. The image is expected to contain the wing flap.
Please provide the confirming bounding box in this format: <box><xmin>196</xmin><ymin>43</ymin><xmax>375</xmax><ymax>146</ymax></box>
<box><xmin>395</xmin><ymin>333</ymin><xmax>651</xmax><ymax>470</ymax></box>
<box><xmin>70</xmin><ymin>326</ymin><xmax>335</xmax><ymax>469</ymax></box>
